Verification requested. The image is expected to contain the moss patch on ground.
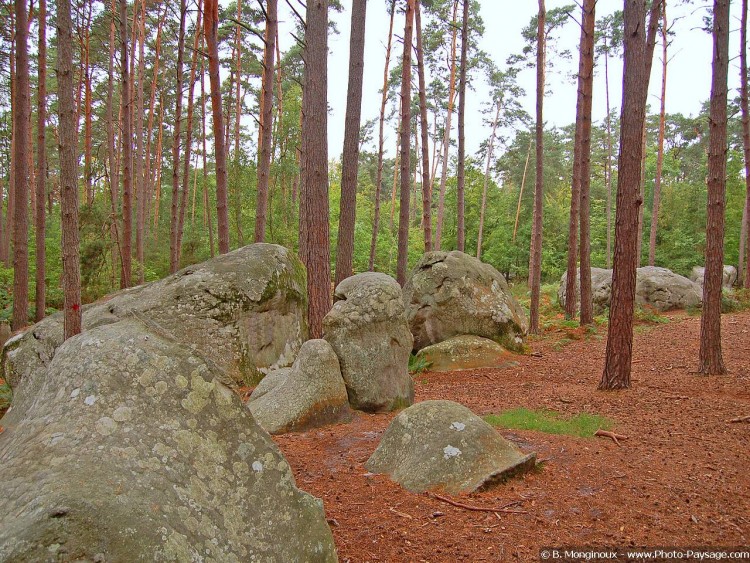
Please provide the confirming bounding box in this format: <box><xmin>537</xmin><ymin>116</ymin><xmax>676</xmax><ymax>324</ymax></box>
<box><xmin>485</xmin><ymin>408</ymin><xmax>613</xmax><ymax>438</ymax></box>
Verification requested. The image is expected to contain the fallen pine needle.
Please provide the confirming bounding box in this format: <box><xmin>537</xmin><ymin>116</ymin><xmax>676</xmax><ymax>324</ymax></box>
<box><xmin>426</xmin><ymin>492</ymin><xmax>526</xmax><ymax>514</ymax></box>
<box><xmin>389</xmin><ymin>506</ymin><xmax>413</xmax><ymax>519</ymax></box>
<box><xmin>594</xmin><ymin>429</ymin><xmax>629</xmax><ymax>446</ymax></box>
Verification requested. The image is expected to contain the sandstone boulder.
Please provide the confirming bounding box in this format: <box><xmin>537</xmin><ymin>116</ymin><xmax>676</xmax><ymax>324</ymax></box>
<box><xmin>366</xmin><ymin>400</ymin><xmax>536</xmax><ymax>494</ymax></box>
<box><xmin>3</xmin><ymin>243</ymin><xmax>307</xmax><ymax>388</ymax></box>
<box><xmin>403</xmin><ymin>251</ymin><xmax>528</xmax><ymax>353</ymax></box>
<box><xmin>690</xmin><ymin>265</ymin><xmax>738</xmax><ymax>290</ymax></box>
<box><xmin>559</xmin><ymin>266</ymin><xmax>702</xmax><ymax>313</ymax></box>
<box><xmin>415</xmin><ymin>335</ymin><xmax>519</xmax><ymax>372</ymax></box>
<box><xmin>248</xmin><ymin>339</ymin><xmax>351</xmax><ymax>434</ymax></box>
<box><xmin>323</xmin><ymin>273</ymin><xmax>413</xmax><ymax>412</ymax></box>
<box><xmin>0</xmin><ymin>319</ymin><xmax>337</xmax><ymax>562</ymax></box>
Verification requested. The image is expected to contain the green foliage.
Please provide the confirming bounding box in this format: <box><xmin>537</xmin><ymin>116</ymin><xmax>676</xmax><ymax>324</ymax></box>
<box><xmin>484</xmin><ymin>408</ymin><xmax>613</xmax><ymax>438</ymax></box>
<box><xmin>633</xmin><ymin>306</ymin><xmax>670</xmax><ymax>325</ymax></box>
<box><xmin>408</xmin><ymin>353</ymin><xmax>432</xmax><ymax>375</ymax></box>
<box><xmin>0</xmin><ymin>377</ymin><xmax>11</xmax><ymax>418</ymax></box>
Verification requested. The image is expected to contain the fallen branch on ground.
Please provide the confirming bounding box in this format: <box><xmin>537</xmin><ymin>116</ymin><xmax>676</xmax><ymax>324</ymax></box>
<box><xmin>727</xmin><ymin>416</ymin><xmax>750</xmax><ymax>423</ymax></box>
<box><xmin>426</xmin><ymin>492</ymin><xmax>526</xmax><ymax>514</ymax></box>
<box><xmin>594</xmin><ymin>429</ymin><xmax>629</xmax><ymax>445</ymax></box>
<box><xmin>389</xmin><ymin>506</ymin><xmax>413</xmax><ymax>519</ymax></box>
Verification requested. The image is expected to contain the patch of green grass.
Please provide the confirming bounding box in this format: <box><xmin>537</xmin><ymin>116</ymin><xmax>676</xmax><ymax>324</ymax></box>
<box><xmin>485</xmin><ymin>408</ymin><xmax>613</xmax><ymax>438</ymax></box>
<box><xmin>408</xmin><ymin>353</ymin><xmax>431</xmax><ymax>375</ymax></box>
<box><xmin>0</xmin><ymin>378</ymin><xmax>11</xmax><ymax>417</ymax></box>
<box><xmin>634</xmin><ymin>306</ymin><xmax>670</xmax><ymax>324</ymax></box>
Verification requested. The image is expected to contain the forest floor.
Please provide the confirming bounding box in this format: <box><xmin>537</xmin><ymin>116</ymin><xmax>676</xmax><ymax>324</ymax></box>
<box><xmin>274</xmin><ymin>310</ymin><xmax>750</xmax><ymax>562</ymax></box>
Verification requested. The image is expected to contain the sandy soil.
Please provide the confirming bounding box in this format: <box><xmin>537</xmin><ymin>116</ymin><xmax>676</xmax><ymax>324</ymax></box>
<box><xmin>274</xmin><ymin>311</ymin><xmax>750</xmax><ymax>562</ymax></box>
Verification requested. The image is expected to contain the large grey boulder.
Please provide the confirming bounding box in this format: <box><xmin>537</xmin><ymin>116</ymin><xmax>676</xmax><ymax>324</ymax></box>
<box><xmin>323</xmin><ymin>273</ymin><xmax>413</xmax><ymax>413</ymax></box>
<box><xmin>403</xmin><ymin>251</ymin><xmax>528</xmax><ymax>353</ymax></box>
<box><xmin>248</xmin><ymin>339</ymin><xmax>351</xmax><ymax>434</ymax></box>
<box><xmin>3</xmin><ymin>243</ymin><xmax>307</xmax><ymax>388</ymax></box>
<box><xmin>690</xmin><ymin>265</ymin><xmax>738</xmax><ymax>290</ymax></box>
<box><xmin>366</xmin><ymin>400</ymin><xmax>536</xmax><ymax>494</ymax></box>
<box><xmin>415</xmin><ymin>335</ymin><xmax>519</xmax><ymax>372</ymax></box>
<box><xmin>559</xmin><ymin>266</ymin><xmax>702</xmax><ymax>313</ymax></box>
<box><xmin>557</xmin><ymin>267</ymin><xmax>613</xmax><ymax>314</ymax></box>
<box><xmin>0</xmin><ymin>319</ymin><xmax>337</xmax><ymax>562</ymax></box>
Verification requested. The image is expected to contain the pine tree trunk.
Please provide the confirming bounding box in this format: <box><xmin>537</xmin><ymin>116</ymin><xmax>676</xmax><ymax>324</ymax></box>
<box><xmin>477</xmin><ymin>102</ymin><xmax>500</xmax><ymax>260</ymax></box>
<box><xmin>134</xmin><ymin>0</ymin><xmax>147</xmax><ymax>283</ymax></box>
<box><xmin>739</xmin><ymin>0</ymin><xmax>750</xmax><ymax>288</ymax></box>
<box><xmin>205</xmin><ymin>0</ymin><xmax>229</xmax><ymax>254</ymax></box>
<box><xmin>119</xmin><ymin>0</ymin><xmax>132</xmax><ymax>288</ymax></box>
<box><xmin>4</xmin><ymin>12</ymin><xmax>16</xmax><ymax>267</ymax></box>
<box><xmin>300</xmin><ymin>0</ymin><xmax>332</xmax><ymax>338</ymax></box>
<box><xmin>512</xmin><ymin>139</ymin><xmax>532</xmax><ymax>243</ymax></box>
<box><xmin>604</xmin><ymin>37</ymin><xmax>613</xmax><ymax>270</ymax></box>
<box><xmin>578</xmin><ymin>0</ymin><xmax>596</xmax><ymax>326</ymax></box>
<box><xmin>699</xmin><ymin>0</ymin><xmax>729</xmax><ymax>376</ymax></box>
<box><xmin>435</xmin><ymin>0</ymin><xmax>459</xmax><ymax>250</ymax></box>
<box><xmin>600</xmin><ymin>0</ymin><xmax>662</xmax><ymax>390</ymax></box>
<box><xmin>396</xmin><ymin>0</ymin><xmax>415</xmax><ymax>285</ymax></box>
<box><xmin>200</xmin><ymin>34</ymin><xmax>215</xmax><ymax>258</ymax></box>
<box><xmin>169</xmin><ymin>0</ymin><xmax>186</xmax><ymax>273</ymax></box>
<box><xmin>84</xmin><ymin>8</ymin><xmax>93</xmax><ymax>207</ymax></box>
<box><xmin>564</xmin><ymin>101</ymin><xmax>583</xmax><ymax>319</ymax></box>
<box><xmin>106</xmin><ymin>0</ymin><xmax>120</xmax><ymax>279</ymax></box>
<box><xmin>11</xmin><ymin>0</ymin><xmax>30</xmax><ymax>330</ymax></box>
<box><xmin>57</xmin><ymin>0</ymin><xmax>82</xmax><ymax>339</ymax></box>
<box><xmin>334</xmin><ymin>0</ymin><xmax>366</xmax><ymax>285</ymax></box>
<box><xmin>35</xmin><ymin>0</ymin><xmax>47</xmax><ymax>322</ymax></box>
<box><xmin>528</xmin><ymin>0</ymin><xmax>546</xmax><ymax>335</ymax></box>
<box><xmin>255</xmin><ymin>0</ymin><xmax>278</xmax><ymax>243</ymax></box>
<box><xmin>415</xmin><ymin>0</ymin><xmax>432</xmax><ymax>253</ymax></box>
<box><xmin>455</xmin><ymin>0</ymin><xmax>469</xmax><ymax>253</ymax></box>
<box><xmin>648</xmin><ymin>2</ymin><xmax>668</xmax><ymax>267</ymax></box>
<box><xmin>369</xmin><ymin>0</ymin><xmax>396</xmax><ymax>271</ymax></box>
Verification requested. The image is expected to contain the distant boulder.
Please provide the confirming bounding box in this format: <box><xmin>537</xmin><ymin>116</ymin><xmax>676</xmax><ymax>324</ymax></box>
<box><xmin>3</xmin><ymin>243</ymin><xmax>308</xmax><ymax>389</ymax></box>
<box><xmin>323</xmin><ymin>273</ymin><xmax>413</xmax><ymax>413</ymax></box>
<box><xmin>366</xmin><ymin>400</ymin><xmax>536</xmax><ymax>494</ymax></box>
<box><xmin>415</xmin><ymin>335</ymin><xmax>519</xmax><ymax>372</ymax></box>
<box><xmin>403</xmin><ymin>251</ymin><xmax>527</xmax><ymax>353</ymax></box>
<box><xmin>690</xmin><ymin>265</ymin><xmax>737</xmax><ymax>290</ymax></box>
<box><xmin>559</xmin><ymin>266</ymin><xmax>702</xmax><ymax>313</ymax></box>
<box><xmin>0</xmin><ymin>319</ymin><xmax>337</xmax><ymax>562</ymax></box>
<box><xmin>248</xmin><ymin>339</ymin><xmax>351</xmax><ymax>434</ymax></box>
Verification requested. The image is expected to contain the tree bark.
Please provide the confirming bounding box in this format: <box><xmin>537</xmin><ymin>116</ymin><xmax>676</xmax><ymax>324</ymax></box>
<box><xmin>600</xmin><ymin>0</ymin><xmax>662</xmax><ymax>390</ymax></box>
<box><xmin>604</xmin><ymin>33</ymin><xmax>613</xmax><ymax>270</ymax></box>
<box><xmin>456</xmin><ymin>0</ymin><xmax>469</xmax><ymax>253</ymax></box>
<box><xmin>435</xmin><ymin>0</ymin><xmax>460</xmax><ymax>250</ymax></box>
<box><xmin>396</xmin><ymin>0</ymin><xmax>415</xmax><ymax>285</ymax></box>
<box><xmin>205</xmin><ymin>0</ymin><xmax>230</xmax><ymax>254</ymax></box>
<box><xmin>35</xmin><ymin>0</ymin><xmax>47</xmax><ymax>322</ymax></box>
<box><xmin>649</xmin><ymin>1</ymin><xmax>668</xmax><ymax>267</ymax></box>
<box><xmin>739</xmin><ymin>0</ymin><xmax>750</xmax><ymax>288</ymax></box>
<box><xmin>300</xmin><ymin>0</ymin><xmax>332</xmax><ymax>338</ymax></box>
<box><xmin>107</xmin><ymin>0</ymin><xmax>120</xmax><ymax>280</ymax></box>
<box><xmin>415</xmin><ymin>0</ymin><xmax>432</xmax><ymax>253</ymax></box>
<box><xmin>134</xmin><ymin>0</ymin><xmax>147</xmax><ymax>283</ymax></box>
<box><xmin>368</xmin><ymin>0</ymin><xmax>396</xmax><ymax>271</ymax></box>
<box><xmin>11</xmin><ymin>0</ymin><xmax>30</xmax><ymax>330</ymax></box>
<box><xmin>698</xmin><ymin>0</ymin><xmax>730</xmax><ymax>376</ymax></box>
<box><xmin>477</xmin><ymin>101</ymin><xmax>500</xmax><ymax>261</ymax></box>
<box><xmin>528</xmin><ymin>0</ymin><xmax>546</xmax><ymax>335</ymax></box>
<box><xmin>577</xmin><ymin>0</ymin><xmax>596</xmax><ymax>326</ymax></box>
<box><xmin>169</xmin><ymin>0</ymin><xmax>186</xmax><ymax>273</ymax></box>
<box><xmin>119</xmin><ymin>0</ymin><xmax>132</xmax><ymax>288</ymax></box>
<box><xmin>83</xmin><ymin>4</ymin><xmax>93</xmax><ymax>207</ymax></box>
<box><xmin>255</xmin><ymin>0</ymin><xmax>278</xmax><ymax>243</ymax></box>
<box><xmin>57</xmin><ymin>0</ymin><xmax>82</xmax><ymax>339</ymax></box>
<box><xmin>334</xmin><ymin>0</ymin><xmax>367</xmax><ymax>285</ymax></box>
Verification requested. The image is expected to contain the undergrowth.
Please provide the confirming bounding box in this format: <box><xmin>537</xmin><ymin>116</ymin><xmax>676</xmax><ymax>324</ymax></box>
<box><xmin>485</xmin><ymin>408</ymin><xmax>613</xmax><ymax>438</ymax></box>
<box><xmin>408</xmin><ymin>354</ymin><xmax>431</xmax><ymax>375</ymax></box>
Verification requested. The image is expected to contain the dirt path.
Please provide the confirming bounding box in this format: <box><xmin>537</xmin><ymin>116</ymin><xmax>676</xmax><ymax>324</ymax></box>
<box><xmin>275</xmin><ymin>312</ymin><xmax>750</xmax><ymax>562</ymax></box>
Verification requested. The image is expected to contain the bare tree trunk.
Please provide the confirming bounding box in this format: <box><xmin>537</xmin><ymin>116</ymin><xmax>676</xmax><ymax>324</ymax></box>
<box><xmin>200</xmin><ymin>31</ymin><xmax>215</xmax><ymax>258</ymax></box>
<box><xmin>232</xmin><ymin>1</ymin><xmax>244</xmax><ymax>247</ymax></box>
<box><xmin>107</xmin><ymin>0</ymin><xmax>120</xmax><ymax>278</ymax></box>
<box><xmin>205</xmin><ymin>0</ymin><xmax>229</xmax><ymax>254</ymax></box>
<box><xmin>512</xmin><ymin>139</ymin><xmax>532</xmax><ymax>243</ymax></box>
<box><xmin>564</xmin><ymin>101</ymin><xmax>583</xmax><ymax>319</ymax></box>
<box><xmin>698</xmin><ymin>0</ymin><xmax>729</xmax><ymax>376</ymax></box>
<box><xmin>455</xmin><ymin>0</ymin><xmax>469</xmax><ymax>252</ymax></box>
<box><xmin>739</xmin><ymin>0</ymin><xmax>750</xmax><ymax>288</ymax></box>
<box><xmin>477</xmin><ymin>101</ymin><xmax>500</xmax><ymax>260</ymax></box>
<box><xmin>528</xmin><ymin>0</ymin><xmax>546</xmax><ymax>335</ymax></box>
<box><xmin>600</xmin><ymin>0</ymin><xmax>662</xmax><ymax>390</ymax></box>
<box><xmin>119</xmin><ymin>0</ymin><xmax>132</xmax><ymax>288</ymax></box>
<box><xmin>415</xmin><ymin>0</ymin><xmax>432</xmax><ymax>252</ymax></box>
<box><xmin>4</xmin><ymin>10</ymin><xmax>16</xmax><ymax>267</ymax></box>
<box><xmin>334</xmin><ymin>0</ymin><xmax>367</xmax><ymax>285</ymax></box>
<box><xmin>83</xmin><ymin>4</ymin><xmax>93</xmax><ymax>207</ymax></box>
<box><xmin>636</xmin><ymin>123</ymin><xmax>647</xmax><ymax>266</ymax></box>
<box><xmin>12</xmin><ymin>0</ymin><xmax>30</xmax><ymax>330</ymax></box>
<box><xmin>134</xmin><ymin>0</ymin><xmax>147</xmax><ymax>283</ymax></box>
<box><xmin>35</xmin><ymin>0</ymin><xmax>47</xmax><ymax>322</ymax></box>
<box><xmin>435</xmin><ymin>0</ymin><xmax>459</xmax><ymax>250</ymax></box>
<box><xmin>577</xmin><ymin>0</ymin><xmax>596</xmax><ymax>326</ymax></box>
<box><xmin>255</xmin><ymin>0</ymin><xmax>278</xmax><ymax>243</ymax></box>
<box><xmin>369</xmin><ymin>0</ymin><xmax>396</xmax><ymax>271</ymax></box>
<box><xmin>169</xmin><ymin>0</ymin><xmax>186</xmax><ymax>273</ymax></box>
<box><xmin>57</xmin><ymin>0</ymin><xmax>82</xmax><ymax>339</ymax></box>
<box><xmin>396</xmin><ymin>0</ymin><xmax>415</xmax><ymax>285</ymax></box>
<box><xmin>300</xmin><ymin>0</ymin><xmax>332</xmax><ymax>337</ymax></box>
<box><xmin>604</xmin><ymin>36</ymin><xmax>613</xmax><ymax>270</ymax></box>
